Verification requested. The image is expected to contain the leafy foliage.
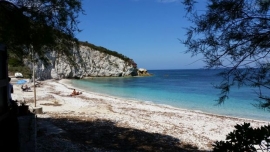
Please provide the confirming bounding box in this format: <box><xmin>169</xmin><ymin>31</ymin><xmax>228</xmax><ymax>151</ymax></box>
<box><xmin>182</xmin><ymin>0</ymin><xmax>270</xmax><ymax>110</ymax></box>
<box><xmin>213</xmin><ymin>122</ymin><xmax>270</xmax><ymax>151</ymax></box>
<box><xmin>8</xmin><ymin>66</ymin><xmax>32</xmax><ymax>79</ymax></box>
<box><xmin>1</xmin><ymin>1</ymin><xmax>136</xmax><ymax>71</ymax></box>
<box><xmin>0</xmin><ymin>0</ymin><xmax>83</xmax><ymax>65</ymax></box>
<box><xmin>8</xmin><ymin>56</ymin><xmax>32</xmax><ymax>78</ymax></box>
<box><xmin>8</xmin><ymin>56</ymin><xmax>23</xmax><ymax>67</ymax></box>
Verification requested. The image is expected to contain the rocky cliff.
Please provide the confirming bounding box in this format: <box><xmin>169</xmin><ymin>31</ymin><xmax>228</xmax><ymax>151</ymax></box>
<box><xmin>25</xmin><ymin>44</ymin><xmax>150</xmax><ymax>80</ymax></box>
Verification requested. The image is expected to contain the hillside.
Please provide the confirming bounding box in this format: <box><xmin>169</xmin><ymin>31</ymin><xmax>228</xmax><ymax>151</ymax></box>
<box><xmin>9</xmin><ymin>42</ymin><xmax>150</xmax><ymax>80</ymax></box>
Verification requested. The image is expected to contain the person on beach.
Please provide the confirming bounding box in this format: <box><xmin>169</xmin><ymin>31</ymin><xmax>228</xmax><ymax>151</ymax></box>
<box><xmin>70</xmin><ymin>89</ymin><xmax>82</xmax><ymax>96</ymax></box>
<box><xmin>21</xmin><ymin>84</ymin><xmax>30</xmax><ymax>92</ymax></box>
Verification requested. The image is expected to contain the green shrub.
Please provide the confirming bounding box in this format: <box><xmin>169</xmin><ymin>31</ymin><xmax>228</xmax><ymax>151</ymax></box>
<box><xmin>8</xmin><ymin>65</ymin><xmax>32</xmax><ymax>78</ymax></box>
<box><xmin>8</xmin><ymin>57</ymin><xmax>22</xmax><ymax>67</ymax></box>
<box><xmin>213</xmin><ymin>122</ymin><xmax>270</xmax><ymax>151</ymax></box>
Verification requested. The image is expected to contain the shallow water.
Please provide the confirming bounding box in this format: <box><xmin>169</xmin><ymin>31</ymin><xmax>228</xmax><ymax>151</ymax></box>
<box><xmin>69</xmin><ymin>69</ymin><xmax>270</xmax><ymax>121</ymax></box>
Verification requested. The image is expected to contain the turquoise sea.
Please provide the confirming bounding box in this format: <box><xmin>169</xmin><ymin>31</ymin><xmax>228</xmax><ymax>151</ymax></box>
<box><xmin>69</xmin><ymin>69</ymin><xmax>270</xmax><ymax>121</ymax></box>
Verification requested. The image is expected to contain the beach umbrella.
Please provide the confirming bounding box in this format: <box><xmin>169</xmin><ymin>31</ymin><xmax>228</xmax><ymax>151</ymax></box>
<box><xmin>17</xmin><ymin>79</ymin><xmax>27</xmax><ymax>84</ymax></box>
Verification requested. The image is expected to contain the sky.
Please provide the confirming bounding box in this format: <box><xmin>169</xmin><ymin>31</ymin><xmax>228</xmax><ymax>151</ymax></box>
<box><xmin>75</xmin><ymin>0</ymin><xmax>205</xmax><ymax>70</ymax></box>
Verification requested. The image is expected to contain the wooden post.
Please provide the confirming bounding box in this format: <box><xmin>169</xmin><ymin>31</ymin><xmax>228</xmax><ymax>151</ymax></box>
<box><xmin>32</xmin><ymin>46</ymin><xmax>36</xmax><ymax>107</ymax></box>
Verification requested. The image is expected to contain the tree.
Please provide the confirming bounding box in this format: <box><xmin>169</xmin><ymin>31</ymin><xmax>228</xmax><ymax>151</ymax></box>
<box><xmin>0</xmin><ymin>0</ymin><xmax>30</xmax><ymax>57</ymax></box>
<box><xmin>0</xmin><ymin>0</ymin><xmax>83</xmax><ymax>62</ymax></box>
<box><xmin>182</xmin><ymin>0</ymin><xmax>270</xmax><ymax>111</ymax></box>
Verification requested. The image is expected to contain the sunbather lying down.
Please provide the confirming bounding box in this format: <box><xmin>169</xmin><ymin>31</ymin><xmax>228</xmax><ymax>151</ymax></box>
<box><xmin>70</xmin><ymin>89</ymin><xmax>82</xmax><ymax>96</ymax></box>
<box><xmin>21</xmin><ymin>84</ymin><xmax>31</xmax><ymax>92</ymax></box>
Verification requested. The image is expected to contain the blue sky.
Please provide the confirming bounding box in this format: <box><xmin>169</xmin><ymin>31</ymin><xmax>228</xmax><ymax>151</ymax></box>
<box><xmin>75</xmin><ymin>0</ymin><xmax>205</xmax><ymax>70</ymax></box>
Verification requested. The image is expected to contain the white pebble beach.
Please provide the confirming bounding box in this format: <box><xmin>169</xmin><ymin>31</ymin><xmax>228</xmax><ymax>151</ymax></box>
<box><xmin>11</xmin><ymin>78</ymin><xmax>270</xmax><ymax>151</ymax></box>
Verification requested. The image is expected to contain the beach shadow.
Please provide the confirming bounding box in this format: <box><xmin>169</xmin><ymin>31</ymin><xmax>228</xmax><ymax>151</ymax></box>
<box><xmin>36</xmin><ymin>116</ymin><xmax>209</xmax><ymax>152</ymax></box>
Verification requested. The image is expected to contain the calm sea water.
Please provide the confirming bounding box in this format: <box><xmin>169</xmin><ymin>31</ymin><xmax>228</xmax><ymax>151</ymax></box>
<box><xmin>69</xmin><ymin>69</ymin><xmax>270</xmax><ymax>121</ymax></box>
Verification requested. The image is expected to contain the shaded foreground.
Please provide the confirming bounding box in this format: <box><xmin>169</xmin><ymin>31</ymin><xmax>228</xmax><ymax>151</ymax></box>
<box><xmin>36</xmin><ymin>114</ymin><xmax>205</xmax><ymax>152</ymax></box>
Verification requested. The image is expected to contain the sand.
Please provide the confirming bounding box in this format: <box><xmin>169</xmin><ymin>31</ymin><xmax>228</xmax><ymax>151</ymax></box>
<box><xmin>10</xmin><ymin>78</ymin><xmax>270</xmax><ymax>151</ymax></box>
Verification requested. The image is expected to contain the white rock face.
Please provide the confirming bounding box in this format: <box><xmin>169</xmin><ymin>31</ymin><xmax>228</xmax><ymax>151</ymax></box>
<box><xmin>27</xmin><ymin>45</ymin><xmax>138</xmax><ymax>80</ymax></box>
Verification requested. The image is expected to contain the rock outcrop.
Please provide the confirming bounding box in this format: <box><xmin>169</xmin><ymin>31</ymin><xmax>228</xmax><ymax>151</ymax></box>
<box><xmin>25</xmin><ymin>44</ymin><xmax>151</xmax><ymax>80</ymax></box>
<box><xmin>137</xmin><ymin>68</ymin><xmax>152</xmax><ymax>76</ymax></box>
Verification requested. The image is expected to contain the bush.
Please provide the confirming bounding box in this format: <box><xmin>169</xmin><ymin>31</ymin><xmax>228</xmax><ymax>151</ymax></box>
<box><xmin>213</xmin><ymin>122</ymin><xmax>270</xmax><ymax>151</ymax></box>
<box><xmin>8</xmin><ymin>66</ymin><xmax>32</xmax><ymax>78</ymax></box>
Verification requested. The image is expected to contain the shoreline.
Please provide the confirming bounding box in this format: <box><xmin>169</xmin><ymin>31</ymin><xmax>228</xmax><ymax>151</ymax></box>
<box><xmin>11</xmin><ymin>78</ymin><xmax>270</xmax><ymax>151</ymax></box>
<box><xmin>61</xmin><ymin>79</ymin><xmax>269</xmax><ymax>123</ymax></box>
